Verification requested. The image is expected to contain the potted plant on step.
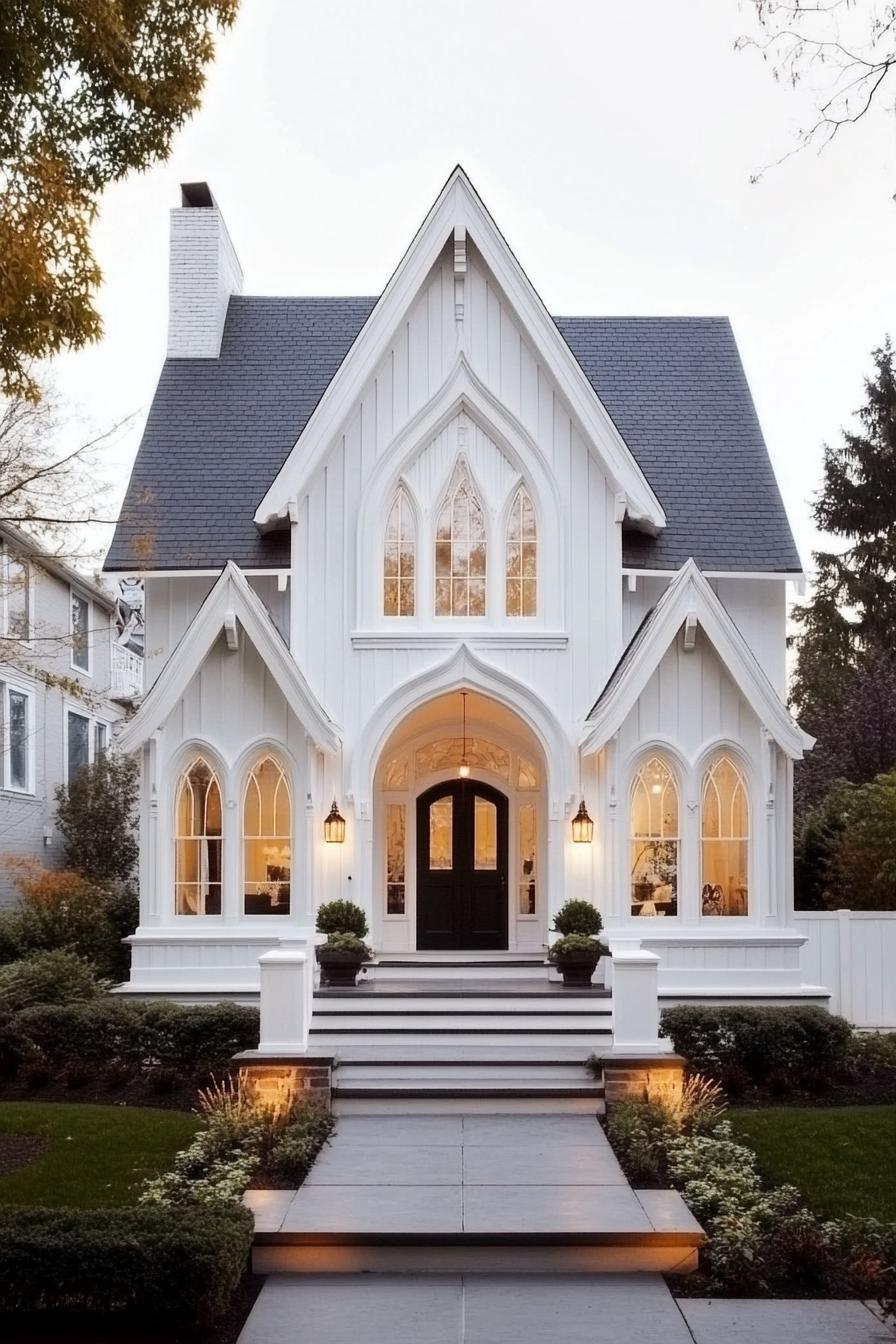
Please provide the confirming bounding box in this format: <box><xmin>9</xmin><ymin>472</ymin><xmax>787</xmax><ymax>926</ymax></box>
<box><xmin>549</xmin><ymin>899</ymin><xmax>603</xmax><ymax>988</ymax></box>
<box><xmin>316</xmin><ymin>900</ymin><xmax>371</xmax><ymax>986</ymax></box>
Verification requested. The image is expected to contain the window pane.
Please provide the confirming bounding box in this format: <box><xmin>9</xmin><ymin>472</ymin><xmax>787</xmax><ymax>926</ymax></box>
<box><xmin>702</xmin><ymin>757</ymin><xmax>750</xmax><ymax>916</ymax></box>
<box><xmin>386</xmin><ymin>803</ymin><xmax>406</xmax><ymax>914</ymax></box>
<box><xmin>518</xmin><ymin>802</ymin><xmax>536</xmax><ymax>915</ymax></box>
<box><xmin>94</xmin><ymin>722</ymin><xmax>107</xmax><ymax>757</ymax></box>
<box><xmin>630</xmin><ymin>757</ymin><xmax>679</xmax><ymax>917</ymax></box>
<box><xmin>506</xmin><ymin>488</ymin><xmax>536</xmax><ymax>616</ymax></box>
<box><xmin>383</xmin><ymin>491</ymin><xmax>415</xmax><ymax>616</ymax></box>
<box><xmin>434</xmin><ymin>463</ymin><xmax>487</xmax><ymax>616</ymax></box>
<box><xmin>71</xmin><ymin>593</ymin><xmax>89</xmax><ymax>670</ymax></box>
<box><xmin>67</xmin><ymin>712</ymin><xmax>90</xmax><ymax>784</ymax></box>
<box><xmin>474</xmin><ymin>796</ymin><xmax>497</xmax><ymax>870</ymax></box>
<box><xmin>6</xmin><ymin>560</ymin><xmax>28</xmax><ymax>640</ymax></box>
<box><xmin>244</xmin><ymin>757</ymin><xmax>290</xmax><ymax>915</ymax></box>
<box><xmin>8</xmin><ymin>690</ymin><xmax>28</xmax><ymax>790</ymax></box>
<box><xmin>175</xmin><ymin>759</ymin><xmax>223</xmax><ymax>917</ymax></box>
<box><xmin>630</xmin><ymin>839</ymin><xmax>678</xmax><ymax>917</ymax></box>
<box><xmin>517</xmin><ymin>755</ymin><xmax>538</xmax><ymax>790</ymax></box>
<box><xmin>429</xmin><ymin>796</ymin><xmax>453</xmax><ymax>869</ymax></box>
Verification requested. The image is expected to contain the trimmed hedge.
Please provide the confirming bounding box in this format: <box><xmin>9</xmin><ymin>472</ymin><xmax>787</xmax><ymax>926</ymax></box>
<box><xmin>660</xmin><ymin>1004</ymin><xmax>852</xmax><ymax>1088</ymax></box>
<box><xmin>10</xmin><ymin>1000</ymin><xmax>259</xmax><ymax>1077</ymax></box>
<box><xmin>0</xmin><ymin>1204</ymin><xmax>253</xmax><ymax>1325</ymax></box>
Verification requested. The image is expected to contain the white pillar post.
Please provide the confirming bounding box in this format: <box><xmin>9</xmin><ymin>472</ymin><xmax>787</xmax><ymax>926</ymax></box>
<box><xmin>257</xmin><ymin>947</ymin><xmax>311</xmax><ymax>1054</ymax></box>
<box><xmin>611</xmin><ymin>945</ymin><xmax>664</xmax><ymax>1052</ymax></box>
<box><xmin>835</xmin><ymin>908</ymin><xmax>852</xmax><ymax>1021</ymax></box>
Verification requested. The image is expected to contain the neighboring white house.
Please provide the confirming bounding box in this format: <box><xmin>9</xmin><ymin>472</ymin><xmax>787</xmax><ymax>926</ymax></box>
<box><xmin>106</xmin><ymin>169</ymin><xmax>822</xmax><ymax>1004</ymax></box>
<box><xmin>0</xmin><ymin>523</ymin><xmax>143</xmax><ymax>908</ymax></box>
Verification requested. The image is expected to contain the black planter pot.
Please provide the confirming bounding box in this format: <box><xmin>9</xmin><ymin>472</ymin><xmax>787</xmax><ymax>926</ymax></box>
<box><xmin>317</xmin><ymin>947</ymin><xmax>365</xmax><ymax>986</ymax></box>
<box><xmin>553</xmin><ymin>949</ymin><xmax>600</xmax><ymax>988</ymax></box>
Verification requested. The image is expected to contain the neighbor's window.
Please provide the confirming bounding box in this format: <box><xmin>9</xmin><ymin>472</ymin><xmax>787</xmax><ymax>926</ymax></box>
<box><xmin>386</xmin><ymin>803</ymin><xmax>406</xmax><ymax>914</ymax></box>
<box><xmin>94</xmin><ymin>722</ymin><xmax>108</xmax><ymax>757</ymax></box>
<box><xmin>384</xmin><ymin>489</ymin><xmax>416</xmax><ymax>616</ymax></box>
<box><xmin>243</xmin><ymin>756</ymin><xmax>291</xmax><ymax>916</ymax></box>
<box><xmin>701</xmin><ymin>756</ymin><xmax>749</xmax><ymax>917</ymax></box>
<box><xmin>3</xmin><ymin>685</ymin><xmax>31</xmax><ymax>792</ymax></box>
<box><xmin>434</xmin><ymin>462</ymin><xmax>486</xmax><ymax>616</ymax></box>
<box><xmin>506</xmin><ymin>486</ymin><xmax>536</xmax><ymax>616</ymax></box>
<box><xmin>70</xmin><ymin>590</ymin><xmax>90</xmax><ymax>672</ymax></box>
<box><xmin>175</xmin><ymin>757</ymin><xmax>223</xmax><ymax>916</ymax></box>
<box><xmin>2</xmin><ymin>551</ymin><xmax>30</xmax><ymax>641</ymax></box>
<box><xmin>630</xmin><ymin>756</ymin><xmax>679</xmax><ymax>917</ymax></box>
<box><xmin>66</xmin><ymin>710</ymin><xmax>90</xmax><ymax>785</ymax></box>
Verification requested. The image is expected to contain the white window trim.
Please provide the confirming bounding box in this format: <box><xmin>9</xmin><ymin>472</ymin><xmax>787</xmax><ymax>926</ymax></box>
<box><xmin>1</xmin><ymin>677</ymin><xmax>35</xmax><ymax>795</ymax></box>
<box><xmin>1</xmin><ymin>548</ymin><xmax>31</xmax><ymax>644</ymax></box>
<box><xmin>63</xmin><ymin>699</ymin><xmax>110</xmax><ymax>785</ymax></box>
<box><xmin>70</xmin><ymin>587</ymin><xmax>93</xmax><ymax>677</ymax></box>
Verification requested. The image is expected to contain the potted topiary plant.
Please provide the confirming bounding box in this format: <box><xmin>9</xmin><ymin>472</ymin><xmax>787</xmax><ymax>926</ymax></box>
<box><xmin>316</xmin><ymin>900</ymin><xmax>371</xmax><ymax>986</ymax></box>
<box><xmin>316</xmin><ymin>931</ymin><xmax>372</xmax><ymax>986</ymax></box>
<box><xmin>549</xmin><ymin>900</ymin><xmax>603</xmax><ymax>987</ymax></box>
<box><xmin>549</xmin><ymin>932</ymin><xmax>603</xmax><ymax>988</ymax></box>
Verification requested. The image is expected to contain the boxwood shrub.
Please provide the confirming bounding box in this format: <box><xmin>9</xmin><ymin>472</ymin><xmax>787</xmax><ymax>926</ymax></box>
<box><xmin>0</xmin><ymin>1204</ymin><xmax>253</xmax><ymax>1325</ymax></box>
<box><xmin>660</xmin><ymin>1004</ymin><xmax>852</xmax><ymax>1087</ymax></box>
<box><xmin>10</xmin><ymin>1000</ymin><xmax>259</xmax><ymax>1078</ymax></box>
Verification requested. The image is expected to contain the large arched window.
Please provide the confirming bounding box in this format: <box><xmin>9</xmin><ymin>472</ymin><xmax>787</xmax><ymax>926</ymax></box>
<box><xmin>175</xmin><ymin>757</ymin><xmax>222</xmax><ymax>916</ymax></box>
<box><xmin>383</xmin><ymin>489</ymin><xmax>415</xmax><ymax>616</ymax></box>
<box><xmin>434</xmin><ymin>461</ymin><xmax>486</xmax><ymax>616</ymax></box>
<box><xmin>701</xmin><ymin>755</ymin><xmax>749</xmax><ymax>916</ymax></box>
<box><xmin>243</xmin><ymin>756</ymin><xmax>291</xmax><ymax>916</ymax></box>
<box><xmin>506</xmin><ymin>485</ymin><xmax>537</xmax><ymax>617</ymax></box>
<box><xmin>630</xmin><ymin>756</ymin><xmax>679</xmax><ymax>918</ymax></box>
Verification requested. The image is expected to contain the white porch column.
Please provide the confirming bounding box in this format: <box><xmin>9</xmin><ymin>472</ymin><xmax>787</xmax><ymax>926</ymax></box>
<box><xmin>257</xmin><ymin>946</ymin><xmax>312</xmax><ymax>1054</ymax></box>
<box><xmin>611</xmin><ymin>943</ymin><xmax>664</xmax><ymax>1052</ymax></box>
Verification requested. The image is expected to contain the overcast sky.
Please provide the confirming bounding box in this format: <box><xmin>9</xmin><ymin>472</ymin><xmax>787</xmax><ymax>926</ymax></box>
<box><xmin>51</xmin><ymin>0</ymin><xmax>895</xmax><ymax>579</ymax></box>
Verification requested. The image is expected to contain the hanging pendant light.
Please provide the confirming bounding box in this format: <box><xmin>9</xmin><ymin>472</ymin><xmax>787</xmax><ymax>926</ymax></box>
<box><xmin>458</xmin><ymin>690</ymin><xmax>470</xmax><ymax>777</ymax></box>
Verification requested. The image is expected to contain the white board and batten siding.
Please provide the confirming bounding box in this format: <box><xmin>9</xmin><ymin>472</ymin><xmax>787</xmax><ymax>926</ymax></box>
<box><xmin>796</xmin><ymin>911</ymin><xmax>896</xmax><ymax>1028</ymax></box>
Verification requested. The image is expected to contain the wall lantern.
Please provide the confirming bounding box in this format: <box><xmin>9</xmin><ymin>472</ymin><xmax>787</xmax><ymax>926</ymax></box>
<box><xmin>571</xmin><ymin>799</ymin><xmax>594</xmax><ymax>844</ymax></box>
<box><xmin>324</xmin><ymin>799</ymin><xmax>346</xmax><ymax>844</ymax></box>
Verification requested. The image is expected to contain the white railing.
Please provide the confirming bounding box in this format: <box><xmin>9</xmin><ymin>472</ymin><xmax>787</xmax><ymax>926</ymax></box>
<box><xmin>794</xmin><ymin>910</ymin><xmax>896</xmax><ymax>1028</ymax></box>
<box><xmin>111</xmin><ymin>645</ymin><xmax>143</xmax><ymax>699</ymax></box>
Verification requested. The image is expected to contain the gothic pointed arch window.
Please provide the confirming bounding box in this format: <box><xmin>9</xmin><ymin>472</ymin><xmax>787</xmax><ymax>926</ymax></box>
<box><xmin>175</xmin><ymin>757</ymin><xmax>222</xmax><ymax>915</ymax></box>
<box><xmin>630</xmin><ymin>756</ymin><xmax>679</xmax><ymax>918</ymax></box>
<box><xmin>434</xmin><ymin>461</ymin><xmax>486</xmax><ymax>616</ymax></box>
<box><xmin>701</xmin><ymin>755</ymin><xmax>750</xmax><ymax>916</ymax></box>
<box><xmin>506</xmin><ymin>485</ymin><xmax>537</xmax><ymax>616</ymax></box>
<box><xmin>243</xmin><ymin>755</ymin><xmax>291</xmax><ymax>915</ymax></box>
<box><xmin>384</xmin><ymin>488</ymin><xmax>415</xmax><ymax>616</ymax></box>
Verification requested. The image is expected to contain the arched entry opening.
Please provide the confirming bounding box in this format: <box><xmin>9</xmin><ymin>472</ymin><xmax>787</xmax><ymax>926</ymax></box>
<box><xmin>373</xmin><ymin>690</ymin><xmax>547</xmax><ymax>954</ymax></box>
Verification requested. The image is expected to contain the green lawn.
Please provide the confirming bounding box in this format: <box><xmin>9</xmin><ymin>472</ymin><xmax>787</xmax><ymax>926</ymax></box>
<box><xmin>0</xmin><ymin>1103</ymin><xmax>199</xmax><ymax>1208</ymax></box>
<box><xmin>729</xmin><ymin>1104</ymin><xmax>896</xmax><ymax>1222</ymax></box>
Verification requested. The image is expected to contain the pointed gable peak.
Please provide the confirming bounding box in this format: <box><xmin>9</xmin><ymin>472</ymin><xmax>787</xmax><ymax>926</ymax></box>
<box><xmin>254</xmin><ymin>169</ymin><xmax>665</xmax><ymax>533</ymax></box>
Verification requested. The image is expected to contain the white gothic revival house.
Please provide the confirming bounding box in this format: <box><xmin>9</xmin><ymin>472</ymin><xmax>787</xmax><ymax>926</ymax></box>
<box><xmin>107</xmin><ymin>169</ymin><xmax>818</xmax><ymax>1005</ymax></box>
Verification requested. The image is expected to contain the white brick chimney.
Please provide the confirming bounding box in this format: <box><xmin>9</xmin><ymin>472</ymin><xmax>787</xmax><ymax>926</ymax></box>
<box><xmin>167</xmin><ymin>182</ymin><xmax>243</xmax><ymax>359</ymax></box>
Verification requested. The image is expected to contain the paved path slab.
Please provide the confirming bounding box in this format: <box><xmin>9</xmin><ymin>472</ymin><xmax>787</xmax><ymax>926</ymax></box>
<box><xmin>679</xmin><ymin>1298</ymin><xmax>896</xmax><ymax>1344</ymax></box>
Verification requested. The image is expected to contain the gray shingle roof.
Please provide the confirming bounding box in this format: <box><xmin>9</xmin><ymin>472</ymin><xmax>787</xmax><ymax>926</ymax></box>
<box><xmin>106</xmin><ymin>300</ymin><xmax>801</xmax><ymax>574</ymax></box>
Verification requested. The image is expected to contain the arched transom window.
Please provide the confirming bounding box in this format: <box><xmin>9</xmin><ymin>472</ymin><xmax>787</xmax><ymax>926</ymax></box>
<box><xmin>701</xmin><ymin>755</ymin><xmax>749</xmax><ymax>916</ymax></box>
<box><xmin>383</xmin><ymin>489</ymin><xmax>415</xmax><ymax>616</ymax></box>
<box><xmin>630</xmin><ymin>756</ymin><xmax>679</xmax><ymax>918</ymax></box>
<box><xmin>506</xmin><ymin>485</ymin><xmax>536</xmax><ymax>617</ymax></box>
<box><xmin>243</xmin><ymin>756</ymin><xmax>291</xmax><ymax>916</ymax></box>
<box><xmin>434</xmin><ymin>461</ymin><xmax>486</xmax><ymax>616</ymax></box>
<box><xmin>175</xmin><ymin>757</ymin><xmax>222</xmax><ymax>916</ymax></box>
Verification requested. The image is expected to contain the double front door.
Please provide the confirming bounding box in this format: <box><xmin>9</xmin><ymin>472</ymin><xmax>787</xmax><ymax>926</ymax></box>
<box><xmin>416</xmin><ymin>780</ymin><xmax>509</xmax><ymax>950</ymax></box>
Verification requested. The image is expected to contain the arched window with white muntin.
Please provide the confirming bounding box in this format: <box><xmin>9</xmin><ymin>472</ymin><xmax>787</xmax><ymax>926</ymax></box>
<box><xmin>243</xmin><ymin>755</ymin><xmax>291</xmax><ymax>916</ymax></box>
<box><xmin>434</xmin><ymin>460</ymin><xmax>486</xmax><ymax>616</ymax></box>
<box><xmin>701</xmin><ymin>755</ymin><xmax>750</xmax><ymax>917</ymax></box>
<box><xmin>630</xmin><ymin>755</ymin><xmax>679</xmax><ymax>918</ymax></box>
<box><xmin>383</xmin><ymin>488</ymin><xmax>415</xmax><ymax>616</ymax></box>
<box><xmin>174</xmin><ymin>757</ymin><xmax>222</xmax><ymax>916</ymax></box>
<box><xmin>506</xmin><ymin>485</ymin><xmax>536</xmax><ymax>617</ymax></box>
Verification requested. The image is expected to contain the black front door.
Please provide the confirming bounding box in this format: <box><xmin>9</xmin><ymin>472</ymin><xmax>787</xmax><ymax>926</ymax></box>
<box><xmin>416</xmin><ymin>780</ymin><xmax>509</xmax><ymax>950</ymax></box>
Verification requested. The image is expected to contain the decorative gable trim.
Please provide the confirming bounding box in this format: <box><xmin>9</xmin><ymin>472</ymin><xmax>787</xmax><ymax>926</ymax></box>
<box><xmin>254</xmin><ymin>166</ymin><xmax>665</xmax><ymax>533</ymax></box>
<box><xmin>117</xmin><ymin>563</ymin><xmax>339</xmax><ymax>755</ymax></box>
<box><xmin>580</xmin><ymin>559</ymin><xmax>814</xmax><ymax>759</ymax></box>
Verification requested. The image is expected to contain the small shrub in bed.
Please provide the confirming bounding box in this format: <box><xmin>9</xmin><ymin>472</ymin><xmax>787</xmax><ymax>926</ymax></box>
<box><xmin>0</xmin><ymin>949</ymin><xmax>105</xmax><ymax>1013</ymax></box>
<box><xmin>0</xmin><ymin>1205</ymin><xmax>252</xmax><ymax>1325</ymax></box>
<box><xmin>659</xmin><ymin>1004</ymin><xmax>852</xmax><ymax>1089</ymax></box>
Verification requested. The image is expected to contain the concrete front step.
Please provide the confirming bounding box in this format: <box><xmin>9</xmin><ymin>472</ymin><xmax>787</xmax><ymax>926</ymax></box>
<box><xmin>367</xmin><ymin>955</ymin><xmax>554</xmax><ymax>982</ymax></box>
<box><xmin>311</xmin><ymin>1030</ymin><xmax>612</xmax><ymax>1049</ymax></box>
<box><xmin>333</xmin><ymin>1091</ymin><xmax>606</xmax><ymax>1116</ymax></box>
<box><xmin>337</xmin><ymin>1062</ymin><xmax>595</xmax><ymax>1082</ymax></box>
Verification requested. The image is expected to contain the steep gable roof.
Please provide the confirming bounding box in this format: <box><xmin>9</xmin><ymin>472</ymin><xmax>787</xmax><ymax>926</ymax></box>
<box><xmin>116</xmin><ymin>562</ymin><xmax>338</xmax><ymax>754</ymax></box>
<box><xmin>581</xmin><ymin>559</ymin><xmax>813</xmax><ymax>758</ymax></box>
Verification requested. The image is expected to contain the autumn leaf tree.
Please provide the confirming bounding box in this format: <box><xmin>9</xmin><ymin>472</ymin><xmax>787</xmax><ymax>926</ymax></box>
<box><xmin>0</xmin><ymin>0</ymin><xmax>238</xmax><ymax>400</ymax></box>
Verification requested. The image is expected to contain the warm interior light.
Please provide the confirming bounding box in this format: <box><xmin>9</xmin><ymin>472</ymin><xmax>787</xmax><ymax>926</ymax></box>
<box><xmin>571</xmin><ymin>799</ymin><xmax>594</xmax><ymax>844</ymax></box>
<box><xmin>324</xmin><ymin>799</ymin><xmax>346</xmax><ymax>844</ymax></box>
<box><xmin>458</xmin><ymin>689</ymin><xmax>470</xmax><ymax>778</ymax></box>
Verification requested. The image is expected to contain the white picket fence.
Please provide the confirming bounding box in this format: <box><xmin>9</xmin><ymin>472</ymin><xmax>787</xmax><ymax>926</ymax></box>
<box><xmin>794</xmin><ymin>910</ymin><xmax>896</xmax><ymax>1028</ymax></box>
